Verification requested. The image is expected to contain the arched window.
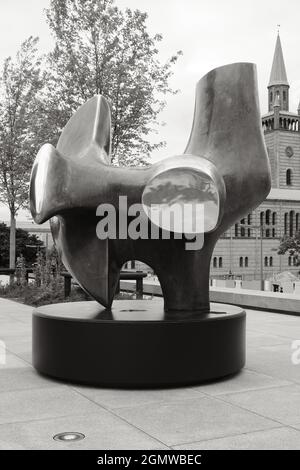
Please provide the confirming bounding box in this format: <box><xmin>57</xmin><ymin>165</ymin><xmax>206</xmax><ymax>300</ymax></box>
<box><xmin>239</xmin><ymin>257</ymin><xmax>243</xmax><ymax>268</ymax></box>
<box><xmin>288</xmin><ymin>256</ymin><xmax>292</xmax><ymax>266</ymax></box>
<box><xmin>272</xmin><ymin>212</ymin><xmax>276</xmax><ymax>225</ymax></box>
<box><xmin>290</xmin><ymin>210</ymin><xmax>294</xmax><ymax>237</ymax></box>
<box><xmin>245</xmin><ymin>257</ymin><xmax>248</xmax><ymax>268</ymax></box>
<box><xmin>260</xmin><ymin>212</ymin><xmax>264</xmax><ymax>226</ymax></box>
<box><xmin>240</xmin><ymin>226</ymin><xmax>245</xmax><ymax>237</ymax></box>
<box><xmin>294</xmin><ymin>257</ymin><xmax>298</xmax><ymax>266</ymax></box>
<box><xmin>269</xmin><ymin>257</ymin><xmax>273</xmax><ymax>267</ymax></box>
<box><xmin>219</xmin><ymin>257</ymin><xmax>223</xmax><ymax>268</ymax></box>
<box><xmin>247</xmin><ymin>214</ymin><xmax>251</xmax><ymax>225</ymax></box>
<box><xmin>283</xmin><ymin>90</ymin><xmax>286</xmax><ymax>101</ymax></box>
<box><xmin>286</xmin><ymin>169</ymin><xmax>292</xmax><ymax>186</ymax></box>
<box><xmin>270</xmin><ymin>91</ymin><xmax>273</xmax><ymax>103</ymax></box>
<box><xmin>272</xmin><ymin>228</ymin><xmax>276</xmax><ymax>237</ymax></box>
<box><xmin>213</xmin><ymin>257</ymin><xmax>217</xmax><ymax>268</ymax></box>
<box><xmin>266</xmin><ymin>210</ymin><xmax>271</xmax><ymax>225</ymax></box>
<box><xmin>264</xmin><ymin>256</ymin><xmax>268</xmax><ymax>267</ymax></box>
<box><xmin>284</xmin><ymin>213</ymin><xmax>288</xmax><ymax>234</ymax></box>
<box><xmin>235</xmin><ymin>224</ymin><xmax>239</xmax><ymax>237</ymax></box>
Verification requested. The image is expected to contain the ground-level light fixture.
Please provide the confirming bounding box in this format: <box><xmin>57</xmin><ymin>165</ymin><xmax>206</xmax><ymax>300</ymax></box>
<box><xmin>53</xmin><ymin>432</ymin><xmax>85</xmax><ymax>442</ymax></box>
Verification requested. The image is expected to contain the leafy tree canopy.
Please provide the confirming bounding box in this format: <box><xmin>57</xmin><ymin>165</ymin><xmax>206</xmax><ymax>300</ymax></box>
<box><xmin>44</xmin><ymin>0</ymin><xmax>182</xmax><ymax>166</ymax></box>
<box><xmin>278</xmin><ymin>231</ymin><xmax>300</xmax><ymax>266</ymax></box>
<box><xmin>0</xmin><ymin>222</ymin><xmax>44</xmax><ymax>268</ymax></box>
<box><xmin>0</xmin><ymin>36</ymin><xmax>44</xmax><ymax>216</ymax></box>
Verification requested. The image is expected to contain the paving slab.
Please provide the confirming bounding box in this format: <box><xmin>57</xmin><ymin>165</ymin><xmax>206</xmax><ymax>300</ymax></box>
<box><xmin>173</xmin><ymin>426</ymin><xmax>300</xmax><ymax>450</ymax></box>
<box><xmin>113</xmin><ymin>396</ymin><xmax>278</xmax><ymax>446</ymax></box>
<box><xmin>0</xmin><ymin>352</ymin><xmax>29</xmax><ymax>370</ymax></box>
<box><xmin>0</xmin><ymin>367</ymin><xmax>62</xmax><ymax>393</ymax></box>
<box><xmin>220</xmin><ymin>384</ymin><xmax>300</xmax><ymax>425</ymax></box>
<box><xmin>0</xmin><ymin>411</ymin><xmax>168</xmax><ymax>450</ymax></box>
<box><xmin>0</xmin><ymin>387</ymin><xmax>101</xmax><ymax>425</ymax></box>
<box><xmin>73</xmin><ymin>385</ymin><xmax>206</xmax><ymax>410</ymax></box>
<box><xmin>246</xmin><ymin>343</ymin><xmax>300</xmax><ymax>383</ymax></box>
<box><xmin>194</xmin><ymin>369</ymin><xmax>291</xmax><ymax>396</ymax></box>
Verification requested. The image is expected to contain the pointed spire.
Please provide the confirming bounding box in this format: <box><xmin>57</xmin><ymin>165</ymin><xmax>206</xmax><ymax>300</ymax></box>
<box><xmin>268</xmin><ymin>34</ymin><xmax>289</xmax><ymax>87</ymax></box>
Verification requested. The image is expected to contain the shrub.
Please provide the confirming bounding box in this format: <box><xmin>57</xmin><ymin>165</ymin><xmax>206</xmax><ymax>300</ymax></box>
<box><xmin>0</xmin><ymin>245</ymin><xmax>137</xmax><ymax>306</ymax></box>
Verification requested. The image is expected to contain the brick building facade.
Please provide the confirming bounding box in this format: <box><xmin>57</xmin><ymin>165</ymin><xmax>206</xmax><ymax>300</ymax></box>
<box><xmin>211</xmin><ymin>34</ymin><xmax>300</xmax><ymax>280</ymax></box>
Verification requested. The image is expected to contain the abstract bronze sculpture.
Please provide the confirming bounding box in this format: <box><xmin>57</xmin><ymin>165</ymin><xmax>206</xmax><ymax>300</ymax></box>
<box><xmin>30</xmin><ymin>63</ymin><xmax>271</xmax><ymax>386</ymax></box>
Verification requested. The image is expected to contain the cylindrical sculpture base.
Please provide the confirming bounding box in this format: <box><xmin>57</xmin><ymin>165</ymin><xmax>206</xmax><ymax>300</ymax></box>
<box><xmin>32</xmin><ymin>300</ymin><xmax>246</xmax><ymax>387</ymax></box>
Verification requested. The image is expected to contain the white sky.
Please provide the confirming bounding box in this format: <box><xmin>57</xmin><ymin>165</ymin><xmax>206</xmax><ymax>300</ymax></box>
<box><xmin>1</xmin><ymin>0</ymin><xmax>300</xmax><ymax>221</ymax></box>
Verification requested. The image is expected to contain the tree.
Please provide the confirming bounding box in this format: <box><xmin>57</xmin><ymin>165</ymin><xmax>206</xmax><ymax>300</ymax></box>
<box><xmin>44</xmin><ymin>0</ymin><xmax>182</xmax><ymax>166</ymax></box>
<box><xmin>278</xmin><ymin>231</ymin><xmax>300</xmax><ymax>266</ymax></box>
<box><xmin>0</xmin><ymin>222</ymin><xmax>44</xmax><ymax>268</ymax></box>
<box><xmin>0</xmin><ymin>37</ymin><xmax>44</xmax><ymax>269</ymax></box>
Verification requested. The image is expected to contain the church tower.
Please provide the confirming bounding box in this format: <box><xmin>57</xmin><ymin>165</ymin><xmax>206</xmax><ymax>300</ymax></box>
<box><xmin>211</xmin><ymin>32</ymin><xmax>300</xmax><ymax>281</ymax></box>
<box><xmin>268</xmin><ymin>34</ymin><xmax>289</xmax><ymax>112</ymax></box>
<box><xmin>262</xmin><ymin>34</ymin><xmax>300</xmax><ymax>189</ymax></box>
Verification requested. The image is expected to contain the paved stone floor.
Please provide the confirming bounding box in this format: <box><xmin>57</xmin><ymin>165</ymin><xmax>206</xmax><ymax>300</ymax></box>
<box><xmin>0</xmin><ymin>297</ymin><xmax>300</xmax><ymax>449</ymax></box>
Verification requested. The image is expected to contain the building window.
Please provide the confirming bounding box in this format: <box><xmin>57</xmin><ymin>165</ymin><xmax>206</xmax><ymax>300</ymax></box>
<box><xmin>294</xmin><ymin>257</ymin><xmax>298</xmax><ymax>266</ymax></box>
<box><xmin>264</xmin><ymin>257</ymin><xmax>268</xmax><ymax>267</ymax></box>
<box><xmin>265</xmin><ymin>210</ymin><xmax>271</xmax><ymax>225</ymax></box>
<box><xmin>260</xmin><ymin>212</ymin><xmax>264</xmax><ymax>225</ymax></box>
<box><xmin>272</xmin><ymin>212</ymin><xmax>276</xmax><ymax>225</ymax></box>
<box><xmin>235</xmin><ymin>224</ymin><xmax>238</xmax><ymax>237</ymax></box>
<box><xmin>296</xmin><ymin>213</ymin><xmax>300</xmax><ymax>232</ymax></box>
<box><xmin>288</xmin><ymin>256</ymin><xmax>292</xmax><ymax>266</ymax></box>
<box><xmin>270</xmin><ymin>91</ymin><xmax>273</xmax><ymax>103</ymax></box>
<box><xmin>266</xmin><ymin>229</ymin><xmax>270</xmax><ymax>238</ymax></box>
<box><xmin>213</xmin><ymin>257</ymin><xmax>217</xmax><ymax>268</ymax></box>
<box><xmin>283</xmin><ymin>90</ymin><xmax>286</xmax><ymax>101</ymax></box>
<box><xmin>245</xmin><ymin>257</ymin><xmax>248</xmax><ymax>268</ymax></box>
<box><xmin>219</xmin><ymin>257</ymin><xmax>223</xmax><ymax>268</ymax></box>
<box><xmin>272</xmin><ymin>228</ymin><xmax>276</xmax><ymax>237</ymax></box>
<box><xmin>239</xmin><ymin>257</ymin><xmax>243</xmax><ymax>268</ymax></box>
<box><xmin>284</xmin><ymin>213</ymin><xmax>288</xmax><ymax>234</ymax></box>
<box><xmin>269</xmin><ymin>256</ymin><xmax>273</xmax><ymax>267</ymax></box>
<box><xmin>286</xmin><ymin>169</ymin><xmax>292</xmax><ymax>186</ymax></box>
<box><xmin>290</xmin><ymin>210</ymin><xmax>294</xmax><ymax>237</ymax></box>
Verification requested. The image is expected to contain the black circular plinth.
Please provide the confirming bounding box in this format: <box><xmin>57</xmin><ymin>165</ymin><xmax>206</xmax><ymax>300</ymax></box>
<box><xmin>32</xmin><ymin>300</ymin><xmax>245</xmax><ymax>387</ymax></box>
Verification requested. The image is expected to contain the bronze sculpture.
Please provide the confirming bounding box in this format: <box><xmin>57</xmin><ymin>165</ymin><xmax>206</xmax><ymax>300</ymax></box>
<box><xmin>30</xmin><ymin>63</ymin><xmax>271</xmax><ymax>386</ymax></box>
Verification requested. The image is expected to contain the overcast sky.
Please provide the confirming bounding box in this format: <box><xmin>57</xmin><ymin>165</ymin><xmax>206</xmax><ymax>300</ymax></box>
<box><xmin>1</xmin><ymin>0</ymin><xmax>300</xmax><ymax>221</ymax></box>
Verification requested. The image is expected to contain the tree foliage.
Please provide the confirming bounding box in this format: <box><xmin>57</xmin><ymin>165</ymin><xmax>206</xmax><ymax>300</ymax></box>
<box><xmin>0</xmin><ymin>37</ymin><xmax>44</xmax><ymax>216</ymax></box>
<box><xmin>0</xmin><ymin>222</ymin><xmax>44</xmax><ymax>268</ymax></box>
<box><xmin>278</xmin><ymin>231</ymin><xmax>300</xmax><ymax>266</ymax></box>
<box><xmin>45</xmin><ymin>0</ymin><xmax>182</xmax><ymax>165</ymax></box>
